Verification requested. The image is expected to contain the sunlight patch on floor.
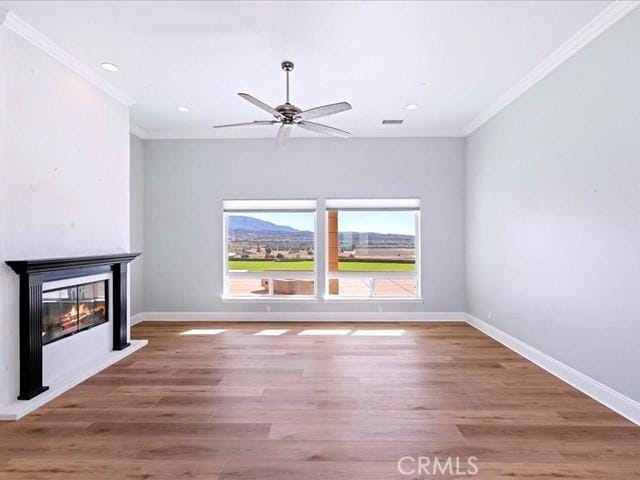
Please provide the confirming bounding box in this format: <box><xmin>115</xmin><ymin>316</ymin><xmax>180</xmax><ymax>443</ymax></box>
<box><xmin>254</xmin><ymin>329</ymin><xmax>289</xmax><ymax>336</ymax></box>
<box><xmin>298</xmin><ymin>329</ymin><xmax>352</xmax><ymax>336</ymax></box>
<box><xmin>180</xmin><ymin>329</ymin><xmax>227</xmax><ymax>335</ymax></box>
<box><xmin>178</xmin><ymin>328</ymin><xmax>406</xmax><ymax>336</ymax></box>
<box><xmin>352</xmin><ymin>329</ymin><xmax>405</xmax><ymax>336</ymax></box>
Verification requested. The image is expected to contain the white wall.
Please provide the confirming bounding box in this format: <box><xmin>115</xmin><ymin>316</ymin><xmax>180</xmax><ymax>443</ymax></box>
<box><xmin>130</xmin><ymin>134</ymin><xmax>145</xmax><ymax>316</ymax></box>
<box><xmin>0</xmin><ymin>27</ymin><xmax>130</xmax><ymax>407</ymax></box>
<box><xmin>143</xmin><ymin>138</ymin><xmax>466</xmax><ymax>314</ymax></box>
<box><xmin>0</xmin><ymin>27</ymin><xmax>10</xmax><ymax>409</ymax></box>
<box><xmin>466</xmin><ymin>9</ymin><xmax>640</xmax><ymax>402</ymax></box>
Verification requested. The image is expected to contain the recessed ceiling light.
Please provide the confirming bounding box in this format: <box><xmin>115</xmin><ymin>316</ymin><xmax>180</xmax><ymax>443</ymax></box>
<box><xmin>177</xmin><ymin>106</ymin><xmax>190</xmax><ymax>113</ymax></box>
<box><xmin>405</xmin><ymin>103</ymin><xmax>419</xmax><ymax>111</ymax></box>
<box><xmin>100</xmin><ymin>62</ymin><xmax>119</xmax><ymax>72</ymax></box>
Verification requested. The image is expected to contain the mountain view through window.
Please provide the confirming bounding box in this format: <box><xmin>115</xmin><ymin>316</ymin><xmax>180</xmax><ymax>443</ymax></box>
<box><xmin>227</xmin><ymin>212</ymin><xmax>315</xmax><ymax>272</ymax></box>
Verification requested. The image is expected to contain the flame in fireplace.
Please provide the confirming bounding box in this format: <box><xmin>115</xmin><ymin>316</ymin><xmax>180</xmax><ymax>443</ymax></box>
<box><xmin>62</xmin><ymin>302</ymin><xmax>105</xmax><ymax>326</ymax></box>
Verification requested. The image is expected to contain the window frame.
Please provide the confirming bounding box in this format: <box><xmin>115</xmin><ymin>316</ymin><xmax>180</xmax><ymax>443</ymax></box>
<box><xmin>323</xmin><ymin>199</ymin><xmax>422</xmax><ymax>302</ymax></box>
<box><xmin>221</xmin><ymin>199</ymin><xmax>319</xmax><ymax>302</ymax></box>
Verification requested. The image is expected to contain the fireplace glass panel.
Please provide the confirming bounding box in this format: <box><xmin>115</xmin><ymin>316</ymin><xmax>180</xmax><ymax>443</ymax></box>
<box><xmin>94</xmin><ymin>281</ymin><xmax>107</xmax><ymax>325</ymax></box>
<box><xmin>42</xmin><ymin>287</ymin><xmax>78</xmax><ymax>344</ymax></box>
<box><xmin>78</xmin><ymin>281</ymin><xmax>108</xmax><ymax>330</ymax></box>
<box><xmin>42</xmin><ymin>281</ymin><xmax>108</xmax><ymax>345</ymax></box>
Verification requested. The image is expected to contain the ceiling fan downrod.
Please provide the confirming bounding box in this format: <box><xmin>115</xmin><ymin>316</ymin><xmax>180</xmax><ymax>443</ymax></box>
<box><xmin>282</xmin><ymin>60</ymin><xmax>294</xmax><ymax>104</ymax></box>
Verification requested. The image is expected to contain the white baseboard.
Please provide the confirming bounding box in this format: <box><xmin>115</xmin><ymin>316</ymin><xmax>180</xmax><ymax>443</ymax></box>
<box><xmin>465</xmin><ymin>313</ymin><xmax>640</xmax><ymax>426</ymax></box>
<box><xmin>130</xmin><ymin>312</ymin><xmax>146</xmax><ymax>325</ymax></box>
<box><xmin>135</xmin><ymin>311</ymin><xmax>465</xmax><ymax>322</ymax></box>
<box><xmin>0</xmin><ymin>340</ymin><xmax>148</xmax><ymax>421</ymax></box>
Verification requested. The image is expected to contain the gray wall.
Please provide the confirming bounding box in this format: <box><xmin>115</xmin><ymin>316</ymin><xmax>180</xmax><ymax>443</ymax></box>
<box><xmin>466</xmin><ymin>9</ymin><xmax>640</xmax><ymax>402</ymax></box>
<box><xmin>130</xmin><ymin>134</ymin><xmax>145</xmax><ymax>316</ymax></box>
<box><xmin>143</xmin><ymin>138</ymin><xmax>466</xmax><ymax>314</ymax></box>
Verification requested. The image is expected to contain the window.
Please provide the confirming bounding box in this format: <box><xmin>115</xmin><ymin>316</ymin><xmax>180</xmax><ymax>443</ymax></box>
<box><xmin>325</xmin><ymin>198</ymin><xmax>420</xmax><ymax>299</ymax></box>
<box><xmin>223</xmin><ymin>200</ymin><xmax>317</xmax><ymax>299</ymax></box>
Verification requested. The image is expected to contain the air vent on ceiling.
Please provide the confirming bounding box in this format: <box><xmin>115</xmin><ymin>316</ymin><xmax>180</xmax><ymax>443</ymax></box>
<box><xmin>382</xmin><ymin>119</ymin><xmax>404</xmax><ymax>125</ymax></box>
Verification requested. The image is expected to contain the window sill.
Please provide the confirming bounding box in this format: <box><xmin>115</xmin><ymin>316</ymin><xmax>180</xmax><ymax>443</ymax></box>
<box><xmin>221</xmin><ymin>295</ymin><xmax>320</xmax><ymax>304</ymax></box>
<box><xmin>322</xmin><ymin>296</ymin><xmax>423</xmax><ymax>303</ymax></box>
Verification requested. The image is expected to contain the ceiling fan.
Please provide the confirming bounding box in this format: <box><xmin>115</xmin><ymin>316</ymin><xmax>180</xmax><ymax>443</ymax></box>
<box><xmin>213</xmin><ymin>61</ymin><xmax>352</xmax><ymax>144</ymax></box>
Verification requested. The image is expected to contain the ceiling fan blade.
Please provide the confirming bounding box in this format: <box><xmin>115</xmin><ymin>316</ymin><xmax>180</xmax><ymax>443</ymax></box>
<box><xmin>296</xmin><ymin>102</ymin><xmax>352</xmax><ymax>121</ymax></box>
<box><xmin>238</xmin><ymin>93</ymin><xmax>284</xmax><ymax>119</ymax></box>
<box><xmin>276</xmin><ymin>124</ymin><xmax>292</xmax><ymax>145</ymax></box>
<box><xmin>213</xmin><ymin>120</ymin><xmax>278</xmax><ymax>129</ymax></box>
<box><xmin>297</xmin><ymin>121</ymin><xmax>350</xmax><ymax>138</ymax></box>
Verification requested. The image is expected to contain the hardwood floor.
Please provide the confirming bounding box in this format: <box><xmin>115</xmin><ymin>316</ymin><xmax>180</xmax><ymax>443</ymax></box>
<box><xmin>1</xmin><ymin>321</ymin><xmax>639</xmax><ymax>479</ymax></box>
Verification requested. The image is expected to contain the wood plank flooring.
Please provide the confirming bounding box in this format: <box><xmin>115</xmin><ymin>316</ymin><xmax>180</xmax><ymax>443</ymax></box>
<box><xmin>0</xmin><ymin>321</ymin><xmax>639</xmax><ymax>479</ymax></box>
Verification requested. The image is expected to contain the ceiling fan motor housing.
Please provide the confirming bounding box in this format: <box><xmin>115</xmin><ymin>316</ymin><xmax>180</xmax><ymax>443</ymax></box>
<box><xmin>275</xmin><ymin>103</ymin><xmax>302</xmax><ymax>122</ymax></box>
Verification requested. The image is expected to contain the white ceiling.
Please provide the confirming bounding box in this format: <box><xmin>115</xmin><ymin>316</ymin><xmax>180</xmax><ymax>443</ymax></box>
<box><xmin>0</xmin><ymin>0</ymin><xmax>613</xmax><ymax>138</ymax></box>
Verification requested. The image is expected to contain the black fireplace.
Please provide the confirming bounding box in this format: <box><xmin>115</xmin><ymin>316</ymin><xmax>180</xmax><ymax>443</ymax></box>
<box><xmin>6</xmin><ymin>253</ymin><xmax>140</xmax><ymax>400</ymax></box>
<box><xmin>42</xmin><ymin>280</ymin><xmax>108</xmax><ymax>345</ymax></box>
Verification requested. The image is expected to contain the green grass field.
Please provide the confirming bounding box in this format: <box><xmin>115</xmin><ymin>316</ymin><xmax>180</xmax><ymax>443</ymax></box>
<box><xmin>228</xmin><ymin>260</ymin><xmax>415</xmax><ymax>272</ymax></box>
<box><xmin>338</xmin><ymin>262</ymin><xmax>415</xmax><ymax>272</ymax></box>
<box><xmin>228</xmin><ymin>260</ymin><xmax>314</xmax><ymax>271</ymax></box>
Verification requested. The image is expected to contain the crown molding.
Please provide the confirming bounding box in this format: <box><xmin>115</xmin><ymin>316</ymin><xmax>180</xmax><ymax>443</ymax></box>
<box><xmin>415</xmin><ymin>129</ymin><xmax>466</xmax><ymax>138</ymax></box>
<box><xmin>462</xmin><ymin>0</ymin><xmax>639</xmax><ymax>136</ymax></box>
<box><xmin>133</xmin><ymin>129</ymin><xmax>465</xmax><ymax>140</ymax></box>
<box><xmin>129</xmin><ymin>123</ymin><xmax>150</xmax><ymax>139</ymax></box>
<box><xmin>0</xmin><ymin>9</ymin><xmax>135</xmax><ymax>107</ymax></box>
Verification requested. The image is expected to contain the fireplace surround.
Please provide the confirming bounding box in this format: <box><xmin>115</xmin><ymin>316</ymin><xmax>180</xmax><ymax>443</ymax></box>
<box><xmin>6</xmin><ymin>253</ymin><xmax>140</xmax><ymax>400</ymax></box>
